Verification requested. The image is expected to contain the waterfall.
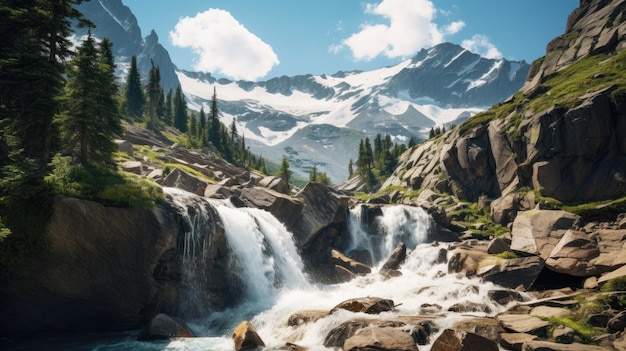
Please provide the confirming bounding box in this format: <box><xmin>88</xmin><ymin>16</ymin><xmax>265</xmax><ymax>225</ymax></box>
<box><xmin>165</xmin><ymin>187</ymin><xmax>309</xmax><ymax>325</ymax></box>
<box><xmin>347</xmin><ymin>204</ymin><xmax>434</xmax><ymax>266</ymax></box>
<box><xmin>211</xmin><ymin>202</ymin><xmax>309</xmax><ymax>305</ymax></box>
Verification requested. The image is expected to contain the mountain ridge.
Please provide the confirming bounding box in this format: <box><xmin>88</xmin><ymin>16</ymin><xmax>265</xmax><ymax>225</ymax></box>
<box><xmin>76</xmin><ymin>1</ymin><xmax>529</xmax><ymax>182</ymax></box>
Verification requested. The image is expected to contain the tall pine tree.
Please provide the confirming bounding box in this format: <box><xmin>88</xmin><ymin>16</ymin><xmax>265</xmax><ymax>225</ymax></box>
<box><xmin>145</xmin><ymin>61</ymin><xmax>162</xmax><ymax>131</ymax></box>
<box><xmin>61</xmin><ymin>33</ymin><xmax>123</xmax><ymax>167</ymax></box>
<box><xmin>173</xmin><ymin>85</ymin><xmax>188</xmax><ymax>132</ymax></box>
<box><xmin>123</xmin><ymin>55</ymin><xmax>144</xmax><ymax>121</ymax></box>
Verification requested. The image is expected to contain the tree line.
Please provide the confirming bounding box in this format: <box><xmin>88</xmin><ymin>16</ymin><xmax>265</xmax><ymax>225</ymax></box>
<box><xmin>350</xmin><ymin>133</ymin><xmax>416</xmax><ymax>192</ymax></box>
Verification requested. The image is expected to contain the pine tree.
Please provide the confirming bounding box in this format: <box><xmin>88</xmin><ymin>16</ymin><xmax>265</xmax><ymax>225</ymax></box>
<box><xmin>230</xmin><ymin>117</ymin><xmax>238</xmax><ymax>151</ymax></box>
<box><xmin>124</xmin><ymin>55</ymin><xmax>144</xmax><ymax>121</ymax></box>
<box><xmin>348</xmin><ymin>159</ymin><xmax>354</xmax><ymax>178</ymax></box>
<box><xmin>163</xmin><ymin>89</ymin><xmax>173</xmax><ymax>126</ymax></box>
<box><xmin>173</xmin><ymin>85</ymin><xmax>188</xmax><ymax>132</ymax></box>
<box><xmin>0</xmin><ymin>0</ymin><xmax>91</xmax><ymax>170</ymax></box>
<box><xmin>94</xmin><ymin>37</ymin><xmax>124</xmax><ymax>167</ymax></box>
<box><xmin>208</xmin><ymin>87</ymin><xmax>220</xmax><ymax>146</ymax></box>
<box><xmin>61</xmin><ymin>33</ymin><xmax>122</xmax><ymax>167</ymax></box>
<box><xmin>309</xmin><ymin>164</ymin><xmax>317</xmax><ymax>182</ymax></box>
<box><xmin>145</xmin><ymin>61</ymin><xmax>162</xmax><ymax>131</ymax></box>
<box><xmin>189</xmin><ymin>112</ymin><xmax>197</xmax><ymax>142</ymax></box>
<box><xmin>199</xmin><ymin>106</ymin><xmax>206</xmax><ymax>144</ymax></box>
<box><xmin>277</xmin><ymin>156</ymin><xmax>292</xmax><ymax>185</ymax></box>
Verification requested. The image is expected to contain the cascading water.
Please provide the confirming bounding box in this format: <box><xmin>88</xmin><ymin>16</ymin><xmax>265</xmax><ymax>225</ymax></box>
<box><xmin>347</xmin><ymin>204</ymin><xmax>434</xmax><ymax>265</ymax></box>
<box><xmin>50</xmin><ymin>191</ymin><xmax>519</xmax><ymax>350</ymax></box>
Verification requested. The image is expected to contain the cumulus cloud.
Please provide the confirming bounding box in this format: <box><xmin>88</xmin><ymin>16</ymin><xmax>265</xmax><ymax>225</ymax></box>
<box><xmin>170</xmin><ymin>9</ymin><xmax>279</xmax><ymax>81</ymax></box>
<box><xmin>444</xmin><ymin>20</ymin><xmax>465</xmax><ymax>35</ymax></box>
<box><xmin>338</xmin><ymin>0</ymin><xmax>444</xmax><ymax>61</ymax></box>
<box><xmin>461</xmin><ymin>34</ymin><xmax>503</xmax><ymax>59</ymax></box>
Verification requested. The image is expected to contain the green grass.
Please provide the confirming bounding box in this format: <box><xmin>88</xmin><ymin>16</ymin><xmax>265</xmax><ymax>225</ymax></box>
<box><xmin>544</xmin><ymin>316</ymin><xmax>603</xmax><ymax>343</ymax></box>
<box><xmin>46</xmin><ymin>156</ymin><xmax>164</xmax><ymax>207</ymax></box>
<box><xmin>447</xmin><ymin>202</ymin><xmax>509</xmax><ymax>239</ymax></box>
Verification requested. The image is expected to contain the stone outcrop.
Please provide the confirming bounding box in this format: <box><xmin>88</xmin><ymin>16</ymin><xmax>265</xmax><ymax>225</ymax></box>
<box><xmin>381</xmin><ymin>0</ymin><xmax>626</xmax><ymax>205</ymax></box>
<box><xmin>0</xmin><ymin>196</ymin><xmax>179</xmax><ymax>333</ymax></box>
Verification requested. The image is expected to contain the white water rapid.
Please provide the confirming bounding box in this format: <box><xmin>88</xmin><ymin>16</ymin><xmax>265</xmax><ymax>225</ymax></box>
<box><xmin>60</xmin><ymin>188</ymin><xmax>516</xmax><ymax>351</ymax></box>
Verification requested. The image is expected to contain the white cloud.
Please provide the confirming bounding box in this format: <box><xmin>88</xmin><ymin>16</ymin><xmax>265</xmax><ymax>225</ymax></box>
<box><xmin>444</xmin><ymin>20</ymin><xmax>465</xmax><ymax>35</ymax></box>
<box><xmin>461</xmin><ymin>34</ymin><xmax>503</xmax><ymax>59</ymax></box>
<box><xmin>339</xmin><ymin>0</ymin><xmax>444</xmax><ymax>61</ymax></box>
<box><xmin>169</xmin><ymin>9</ymin><xmax>279</xmax><ymax>81</ymax></box>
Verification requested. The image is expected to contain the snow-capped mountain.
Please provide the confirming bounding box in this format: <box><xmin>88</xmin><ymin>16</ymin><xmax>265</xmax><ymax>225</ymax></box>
<box><xmin>179</xmin><ymin>43</ymin><xmax>529</xmax><ymax>182</ymax></box>
<box><xmin>75</xmin><ymin>0</ymin><xmax>180</xmax><ymax>93</ymax></box>
<box><xmin>76</xmin><ymin>1</ymin><xmax>529</xmax><ymax>183</ymax></box>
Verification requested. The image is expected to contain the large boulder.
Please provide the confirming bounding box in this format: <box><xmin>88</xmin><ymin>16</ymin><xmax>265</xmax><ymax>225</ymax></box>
<box><xmin>331</xmin><ymin>249</ymin><xmax>372</xmax><ymax>276</ymax></box>
<box><xmin>162</xmin><ymin>167</ymin><xmax>208</xmax><ymax>196</ymax></box>
<box><xmin>331</xmin><ymin>297</ymin><xmax>395</xmax><ymax>315</ymax></box>
<box><xmin>0</xmin><ymin>196</ymin><xmax>179</xmax><ymax>333</ymax></box>
<box><xmin>232</xmin><ymin>321</ymin><xmax>265</xmax><ymax>351</ymax></box>
<box><xmin>343</xmin><ymin>327</ymin><xmax>418</xmax><ymax>351</ymax></box>
<box><xmin>521</xmin><ymin>341</ymin><xmax>609</xmax><ymax>351</ymax></box>
<box><xmin>291</xmin><ymin>182</ymin><xmax>350</xmax><ymax>275</ymax></box>
<box><xmin>479</xmin><ymin>256</ymin><xmax>545</xmax><ymax>290</ymax></box>
<box><xmin>258</xmin><ymin>175</ymin><xmax>289</xmax><ymax>194</ymax></box>
<box><xmin>239</xmin><ymin>186</ymin><xmax>303</xmax><ymax>229</ymax></box>
<box><xmin>138</xmin><ymin>313</ymin><xmax>195</xmax><ymax>340</ymax></box>
<box><xmin>510</xmin><ymin>210</ymin><xmax>580</xmax><ymax>259</ymax></box>
<box><xmin>545</xmin><ymin>229</ymin><xmax>601</xmax><ymax>277</ymax></box>
<box><xmin>430</xmin><ymin>329</ymin><xmax>498</xmax><ymax>351</ymax></box>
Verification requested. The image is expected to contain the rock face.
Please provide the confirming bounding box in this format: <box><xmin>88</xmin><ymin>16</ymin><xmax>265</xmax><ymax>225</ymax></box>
<box><xmin>0</xmin><ymin>196</ymin><xmax>179</xmax><ymax>333</ymax></box>
<box><xmin>382</xmin><ymin>0</ymin><xmax>626</xmax><ymax>204</ymax></box>
<box><xmin>138</xmin><ymin>313</ymin><xmax>196</xmax><ymax>340</ymax></box>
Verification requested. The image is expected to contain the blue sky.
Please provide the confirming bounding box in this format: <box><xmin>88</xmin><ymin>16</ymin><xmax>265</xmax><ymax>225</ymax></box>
<box><xmin>124</xmin><ymin>0</ymin><xmax>578</xmax><ymax>81</ymax></box>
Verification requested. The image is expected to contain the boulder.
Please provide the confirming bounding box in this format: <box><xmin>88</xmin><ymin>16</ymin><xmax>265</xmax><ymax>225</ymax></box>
<box><xmin>430</xmin><ymin>329</ymin><xmax>498</xmax><ymax>351</ymax></box>
<box><xmin>487</xmin><ymin>236</ymin><xmax>512</xmax><ymax>255</ymax></box>
<box><xmin>121</xmin><ymin>160</ymin><xmax>143</xmax><ymax>175</ymax></box>
<box><xmin>138</xmin><ymin>313</ymin><xmax>195</xmax><ymax>340</ymax></box>
<box><xmin>287</xmin><ymin>310</ymin><xmax>329</xmax><ymax>326</ymax></box>
<box><xmin>545</xmin><ymin>229</ymin><xmax>600</xmax><ymax>277</ymax></box>
<box><xmin>232</xmin><ymin>321</ymin><xmax>265</xmax><ymax>351</ymax></box>
<box><xmin>258</xmin><ymin>175</ymin><xmax>289</xmax><ymax>194</ymax></box>
<box><xmin>498</xmin><ymin>333</ymin><xmax>538</xmax><ymax>351</ymax></box>
<box><xmin>331</xmin><ymin>249</ymin><xmax>372</xmax><ymax>276</ymax></box>
<box><xmin>591</xmin><ymin>229</ymin><xmax>626</xmax><ymax>272</ymax></box>
<box><xmin>331</xmin><ymin>297</ymin><xmax>395</xmax><ymax>315</ymax></box>
<box><xmin>162</xmin><ymin>167</ymin><xmax>208</xmax><ymax>196</ymax></box>
<box><xmin>324</xmin><ymin>319</ymin><xmax>372</xmax><ymax>348</ymax></box>
<box><xmin>239</xmin><ymin>186</ymin><xmax>303</xmax><ymax>229</ymax></box>
<box><xmin>496</xmin><ymin>314</ymin><xmax>550</xmax><ymax>336</ymax></box>
<box><xmin>552</xmin><ymin>326</ymin><xmax>576</xmax><ymax>344</ymax></box>
<box><xmin>343</xmin><ymin>327</ymin><xmax>418</xmax><ymax>351</ymax></box>
<box><xmin>488</xmin><ymin>289</ymin><xmax>525</xmax><ymax>305</ymax></box>
<box><xmin>380</xmin><ymin>242</ymin><xmax>407</xmax><ymax>271</ymax></box>
<box><xmin>510</xmin><ymin>209</ymin><xmax>580</xmax><ymax>259</ymax></box>
<box><xmin>203</xmin><ymin>184</ymin><xmax>233</xmax><ymax>199</ymax></box>
<box><xmin>521</xmin><ymin>341</ymin><xmax>608</xmax><ymax>351</ymax></box>
<box><xmin>115</xmin><ymin>139</ymin><xmax>134</xmax><ymax>156</ymax></box>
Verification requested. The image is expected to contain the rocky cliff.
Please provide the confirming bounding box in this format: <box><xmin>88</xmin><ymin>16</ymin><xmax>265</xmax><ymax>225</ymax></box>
<box><xmin>382</xmin><ymin>0</ymin><xmax>626</xmax><ymax>206</ymax></box>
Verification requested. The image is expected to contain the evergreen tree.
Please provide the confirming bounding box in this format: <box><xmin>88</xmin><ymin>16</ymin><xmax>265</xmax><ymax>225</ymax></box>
<box><xmin>94</xmin><ymin>37</ymin><xmax>124</xmax><ymax>167</ymax></box>
<box><xmin>163</xmin><ymin>89</ymin><xmax>173</xmax><ymax>126</ymax></box>
<box><xmin>0</xmin><ymin>0</ymin><xmax>91</xmax><ymax>170</ymax></box>
<box><xmin>316</xmin><ymin>172</ymin><xmax>332</xmax><ymax>186</ymax></box>
<box><xmin>429</xmin><ymin>127</ymin><xmax>435</xmax><ymax>139</ymax></box>
<box><xmin>124</xmin><ymin>55</ymin><xmax>144</xmax><ymax>121</ymax></box>
<box><xmin>199</xmin><ymin>106</ymin><xmax>206</xmax><ymax>144</ymax></box>
<box><xmin>408</xmin><ymin>136</ymin><xmax>417</xmax><ymax>148</ymax></box>
<box><xmin>277</xmin><ymin>156</ymin><xmax>292</xmax><ymax>185</ymax></box>
<box><xmin>173</xmin><ymin>85</ymin><xmax>188</xmax><ymax>132</ymax></box>
<box><xmin>61</xmin><ymin>33</ymin><xmax>122</xmax><ymax>167</ymax></box>
<box><xmin>188</xmin><ymin>112</ymin><xmax>197</xmax><ymax>141</ymax></box>
<box><xmin>309</xmin><ymin>164</ymin><xmax>317</xmax><ymax>182</ymax></box>
<box><xmin>230</xmin><ymin>117</ymin><xmax>238</xmax><ymax>151</ymax></box>
<box><xmin>208</xmin><ymin>87</ymin><xmax>220</xmax><ymax>146</ymax></box>
<box><xmin>145</xmin><ymin>61</ymin><xmax>162</xmax><ymax>131</ymax></box>
<box><xmin>348</xmin><ymin>159</ymin><xmax>354</xmax><ymax>178</ymax></box>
